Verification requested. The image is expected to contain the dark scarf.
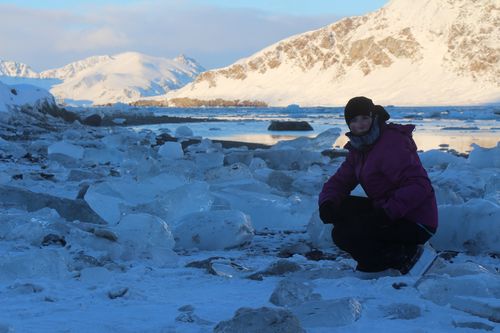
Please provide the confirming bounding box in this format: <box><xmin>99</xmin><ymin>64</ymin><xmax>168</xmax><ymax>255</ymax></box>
<box><xmin>346</xmin><ymin>116</ymin><xmax>381</xmax><ymax>151</ymax></box>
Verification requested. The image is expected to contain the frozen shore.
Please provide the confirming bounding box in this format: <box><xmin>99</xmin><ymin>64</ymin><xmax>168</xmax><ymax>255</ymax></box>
<box><xmin>0</xmin><ymin>83</ymin><xmax>498</xmax><ymax>332</ymax></box>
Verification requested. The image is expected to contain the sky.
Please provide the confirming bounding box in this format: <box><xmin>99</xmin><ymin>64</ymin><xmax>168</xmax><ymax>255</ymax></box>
<box><xmin>0</xmin><ymin>0</ymin><xmax>389</xmax><ymax>71</ymax></box>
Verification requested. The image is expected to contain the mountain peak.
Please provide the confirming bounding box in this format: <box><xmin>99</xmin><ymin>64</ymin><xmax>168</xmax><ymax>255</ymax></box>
<box><xmin>40</xmin><ymin>55</ymin><xmax>114</xmax><ymax>80</ymax></box>
<box><xmin>169</xmin><ymin>0</ymin><xmax>499</xmax><ymax>106</ymax></box>
<box><xmin>174</xmin><ymin>54</ymin><xmax>205</xmax><ymax>71</ymax></box>
<box><xmin>45</xmin><ymin>52</ymin><xmax>205</xmax><ymax>105</ymax></box>
<box><xmin>0</xmin><ymin>60</ymin><xmax>39</xmax><ymax>78</ymax></box>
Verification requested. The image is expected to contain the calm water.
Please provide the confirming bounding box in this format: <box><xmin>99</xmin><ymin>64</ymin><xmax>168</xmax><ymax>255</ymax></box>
<box><xmin>129</xmin><ymin>106</ymin><xmax>500</xmax><ymax>153</ymax></box>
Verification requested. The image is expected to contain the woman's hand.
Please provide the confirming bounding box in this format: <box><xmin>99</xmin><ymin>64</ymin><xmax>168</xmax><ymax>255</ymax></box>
<box><xmin>319</xmin><ymin>201</ymin><xmax>341</xmax><ymax>225</ymax></box>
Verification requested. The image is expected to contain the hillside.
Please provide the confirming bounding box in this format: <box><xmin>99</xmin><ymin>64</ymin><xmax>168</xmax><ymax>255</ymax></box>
<box><xmin>165</xmin><ymin>0</ymin><xmax>500</xmax><ymax>106</ymax></box>
<box><xmin>1</xmin><ymin>53</ymin><xmax>205</xmax><ymax>106</ymax></box>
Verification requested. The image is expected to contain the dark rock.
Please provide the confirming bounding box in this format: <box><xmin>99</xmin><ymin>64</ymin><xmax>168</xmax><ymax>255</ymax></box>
<box><xmin>73</xmin><ymin>252</ymin><xmax>102</xmax><ymax>268</ymax></box>
<box><xmin>278</xmin><ymin>242</ymin><xmax>311</xmax><ymax>258</ymax></box>
<box><xmin>186</xmin><ymin>256</ymin><xmax>224</xmax><ymax>275</ymax></box>
<box><xmin>10</xmin><ymin>88</ymin><xmax>17</xmax><ymax>95</ymax></box>
<box><xmin>438</xmin><ymin>250</ymin><xmax>459</xmax><ymax>262</ymax></box>
<box><xmin>321</xmin><ymin>149</ymin><xmax>349</xmax><ymax>158</ymax></box>
<box><xmin>40</xmin><ymin>173</ymin><xmax>55</xmax><ymax>180</ymax></box>
<box><xmin>155</xmin><ymin>133</ymin><xmax>176</xmax><ymax>146</ymax></box>
<box><xmin>213</xmin><ymin>139</ymin><xmax>270</xmax><ymax>150</ymax></box>
<box><xmin>82</xmin><ymin>114</ymin><xmax>102</xmax><ymax>127</ymax></box>
<box><xmin>214</xmin><ymin>307</ymin><xmax>305</xmax><ymax>333</ymax></box>
<box><xmin>107</xmin><ymin>287</ymin><xmax>128</xmax><ymax>299</ymax></box>
<box><xmin>268</xmin><ymin>120</ymin><xmax>313</xmax><ymax>131</ymax></box>
<box><xmin>247</xmin><ymin>259</ymin><xmax>302</xmax><ymax>280</ymax></box>
<box><xmin>178</xmin><ymin>305</ymin><xmax>195</xmax><ymax>312</ymax></box>
<box><xmin>304</xmin><ymin>250</ymin><xmax>338</xmax><ymax>261</ymax></box>
<box><xmin>41</xmin><ymin>103</ymin><xmax>79</xmax><ymax>123</ymax></box>
<box><xmin>22</xmin><ymin>153</ymin><xmax>40</xmax><ymax>162</ymax></box>
<box><xmin>100</xmin><ymin>114</ymin><xmax>221</xmax><ymax>126</ymax></box>
<box><xmin>392</xmin><ymin>282</ymin><xmax>408</xmax><ymax>290</ymax></box>
<box><xmin>175</xmin><ymin>312</ymin><xmax>213</xmax><ymax>325</ymax></box>
<box><xmin>93</xmin><ymin>228</ymin><xmax>118</xmax><ymax>242</ymax></box>
<box><xmin>185</xmin><ymin>257</ymin><xmax>250</xmax><ymax>277</ymax></box>
<box><xmin>42</xmin><ymin>234</ymin><xmax>67</xmax><ymax>247</ymax></box>
<box><xmin>163</xmin><ymin>137</ymin><xmax>270</xmax><ymax>151</ymax></box>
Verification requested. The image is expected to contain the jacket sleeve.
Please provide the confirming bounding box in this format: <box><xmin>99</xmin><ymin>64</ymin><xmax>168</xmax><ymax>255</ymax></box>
<box><xmin>379</xmin><ymin>135</ymin><xmax>434</xmax><ymax>220</ymax></box>
<box><xmin>318</xmin><ymin>152</ymin><xmax>358</xmax><ymax>207</ymax></box>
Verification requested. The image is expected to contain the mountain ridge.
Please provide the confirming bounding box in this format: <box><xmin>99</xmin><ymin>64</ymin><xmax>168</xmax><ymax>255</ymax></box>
<box><xmin>165</xmin><ymin>0</ymin><xmax>499</xmax><ymax>106</ymax></box>
<box><xmin>0</xmin><ymin>60</ymin><xmax>39</xmax><ymax>78</ymax></box>
<box><xmin>1</xmin><ymin>52</ymin><xmax>205</xmax><ymax>105</ymax></box>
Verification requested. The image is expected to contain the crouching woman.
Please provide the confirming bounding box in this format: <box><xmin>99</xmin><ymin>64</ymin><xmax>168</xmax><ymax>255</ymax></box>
<box><xmin>318</xmin><ymin>96</ymin><xmax>438</xmax><ymax>274</ymax></box>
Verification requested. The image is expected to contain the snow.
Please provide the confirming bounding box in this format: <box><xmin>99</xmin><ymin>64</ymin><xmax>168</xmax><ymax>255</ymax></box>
<box><xmin>0</xmin><ymin>60</ymin><xmax>39</xmax><ymax>78</ymax></box>
<box><xmin>2</xmin><ymin>52</ymin><xmax>204</xmax><ymax>106</ymax></box>
<box><xmin>0</xmin><ymin>80</ymin><xmax>55</xmax><ymax>114</ymax></box>
<box><xmin>2</xmin><ymin>1</ymin><xmax>498</xmax><ymax>107</ymax></box>
<box><xmin>0</xmin><ymin>87</ymin><xmax>499</xmax><ymax>332</ymax></box>
<box><xmin>166</xmin><ymin>0</ymin><xmax>500</xmax><ymax>106</ymax></box>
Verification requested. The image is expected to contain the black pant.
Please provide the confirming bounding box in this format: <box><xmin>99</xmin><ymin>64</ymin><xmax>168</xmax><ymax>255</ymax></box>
<box><xmin>329</xmin><ymin>196</ymin><xmax>433</xmax><ymax>272</ymax></box>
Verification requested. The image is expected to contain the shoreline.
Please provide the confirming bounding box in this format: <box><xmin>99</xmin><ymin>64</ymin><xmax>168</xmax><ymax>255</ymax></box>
<box><xmin>100</xmin><ymin>114</ymin><xmax>226</xmax><ymax>126</ymax></box>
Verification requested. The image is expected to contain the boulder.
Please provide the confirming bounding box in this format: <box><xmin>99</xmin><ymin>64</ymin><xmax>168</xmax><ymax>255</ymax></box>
<box><xmin>214</xmin><ymin>307</ymin><xmax>305</xmax><ymax>333</ymax></box>
<box><xmin>82</xmin><ymin>114</ymin><xmax>102</xmax><ymax>126</ymax></box>
<box><xmin>268</xmin><ymin>121</ymin><xmax>313</xmax><ymax>131</ymax></box>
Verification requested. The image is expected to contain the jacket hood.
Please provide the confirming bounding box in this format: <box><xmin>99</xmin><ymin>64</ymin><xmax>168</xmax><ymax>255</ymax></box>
<box><xmin>385</xmin><ymin>123</ymin><xmax>415</xmax><ymax>137</ymax></box>
<box><xmin>344</xmin><ymin>122</ymin><xmax>415</xmax><ymax>151</ymax></box>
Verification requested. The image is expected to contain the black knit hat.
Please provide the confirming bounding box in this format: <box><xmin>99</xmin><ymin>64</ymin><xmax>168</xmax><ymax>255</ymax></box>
<box><xmin>344</xmin><ymin>96</ymin><xmax>390</xmax><ymax>125</ymax></box>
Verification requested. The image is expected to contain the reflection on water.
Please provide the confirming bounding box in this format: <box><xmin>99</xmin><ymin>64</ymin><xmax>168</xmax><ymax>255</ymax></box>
<box><xmin>334</xmin><ymin>132</ymin><xmax>499</xmax><ymax>153</ymax></box>
<box><xmin>136</xmin><ymin>108</ymin><xmax>499</xmax><ymax>154</ymax></box>
<box><xmin>211</xmin><ymin>134</ymin><xmax>301</xmax><ymax>146</ymax></box>
<box><xmin>216</xmin><ymin>131</ymin><xmax>499</xmax><ymax>153</ymax></box>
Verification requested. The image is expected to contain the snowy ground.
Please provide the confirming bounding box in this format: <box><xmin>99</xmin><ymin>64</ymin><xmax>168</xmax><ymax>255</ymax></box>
<box><xmin>0</xmin><ymin>106</ymin><xmax>499</xmax><ymax>332</ymax></box>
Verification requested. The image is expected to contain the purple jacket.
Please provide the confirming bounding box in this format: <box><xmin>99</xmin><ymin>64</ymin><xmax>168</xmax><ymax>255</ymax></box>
<box><xmin>319</xmin><ymin>123</ymin><xmax>438</xmax><ymax>229</ymax></box>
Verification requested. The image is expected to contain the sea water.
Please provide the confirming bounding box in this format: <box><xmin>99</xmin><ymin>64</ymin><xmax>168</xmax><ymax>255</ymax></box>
<box><xmin>130</xmin><ymin>106</ymin><xmax>500</xmax><ymax>153</ymax></box>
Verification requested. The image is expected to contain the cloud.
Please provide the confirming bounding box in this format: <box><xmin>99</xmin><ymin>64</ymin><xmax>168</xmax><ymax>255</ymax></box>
<box><xmin>0</xmin><ymin>1</ymin><xmax>343</xmax><ymax>71</ymax></box>
<box><xmin>56</xmin><ymin>27</ymin><xmax>130</xmax><ymax>52</ymax></box>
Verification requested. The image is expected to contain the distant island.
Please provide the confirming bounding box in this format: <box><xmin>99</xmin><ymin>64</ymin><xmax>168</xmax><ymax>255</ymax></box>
<box><xmin>130</xmin><ymin>97</ymin><xmax>268</xmax><ymax>108</ymax></box>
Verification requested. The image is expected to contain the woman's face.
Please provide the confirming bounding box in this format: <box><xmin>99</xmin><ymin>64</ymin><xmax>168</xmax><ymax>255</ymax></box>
<box><xmin>349</xmin><ymin>115</ymin><xmax>373</xmax><ymax>135</ymax></box>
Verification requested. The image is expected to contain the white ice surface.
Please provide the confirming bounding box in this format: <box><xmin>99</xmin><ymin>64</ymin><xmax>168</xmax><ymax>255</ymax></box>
<box><xmin>0</xmin><ymin>104</ymin><xmax>498</xmax><ymax>332</ymax></box>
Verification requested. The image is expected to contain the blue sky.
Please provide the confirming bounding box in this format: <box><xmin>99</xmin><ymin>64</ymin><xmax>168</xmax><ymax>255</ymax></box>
<box><xmin>0</xmin><ymin>0</ymin><xmax>388</xmax><ymax>15</ymax></box>
<box><xmin>0</xmin><ymin>0</ymin><xmax>389</xmax><ymax>70</ymax></box>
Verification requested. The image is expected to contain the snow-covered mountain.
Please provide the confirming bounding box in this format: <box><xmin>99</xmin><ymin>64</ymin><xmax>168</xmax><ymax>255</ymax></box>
<box><xmin>39</xmin><ymin>55</ymin><xmax>114</xmax><ymax>80</ymax></box>
<box><xmin>1</xmin><ymin>53</ymin><xmax>204</xmax><ymax>106</ymax></box>
<box><xmin>46</xmin><ymin>52</ymin><xmax>205</xmax><ymax>105</ymax></box>
<box><xmin>167</xmin><ymin>0</ymin><xmax>500</xmax><ymax>106</ymax></box>
<box><xmin>0</xmin><ymin>81</ymin><xmax>55</xmax><ymax>114</ymax></box>
<box><xmin>0</xmin><ymin>60</ymin><xmax>39</xmax><ymax>78</ymax></box>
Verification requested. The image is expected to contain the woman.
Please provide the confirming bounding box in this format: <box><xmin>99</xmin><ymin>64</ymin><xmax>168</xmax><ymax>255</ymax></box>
<box><xmin>318</xmin><ymin>96</ymin><xmax>438</xmax><ymax>274</ymax></box>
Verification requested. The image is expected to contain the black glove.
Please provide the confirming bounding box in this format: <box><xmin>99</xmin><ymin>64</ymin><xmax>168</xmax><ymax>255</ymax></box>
<box><xmin>319</xmin><ymin>201</ymin><xmax>341</xmax><ymax>225</ymax></box>
<box><xmin>363</xmin><ymin>207</ymin><xmax>392</xmax><ymax>226</ymax></box>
